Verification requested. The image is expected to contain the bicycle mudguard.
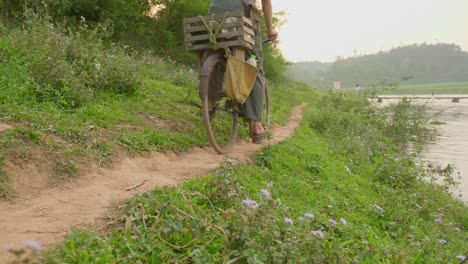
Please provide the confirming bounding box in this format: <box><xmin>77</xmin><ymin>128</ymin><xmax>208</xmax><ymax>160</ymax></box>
<box><xmin>199</xmin><ymin>53</ymin><xmax>224</xmax><ymax>99</ymax></box>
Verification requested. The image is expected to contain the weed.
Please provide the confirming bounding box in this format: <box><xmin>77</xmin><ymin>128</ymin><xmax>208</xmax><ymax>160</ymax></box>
<box><xmin>51</xmin><ymin>159</ymin><xmax>79</xmax><ymax>183</ymax></box>
<box><xmin>0</xmin><ymin>170</ymin><xmax>13</xmax><ymax>198</ymax></box>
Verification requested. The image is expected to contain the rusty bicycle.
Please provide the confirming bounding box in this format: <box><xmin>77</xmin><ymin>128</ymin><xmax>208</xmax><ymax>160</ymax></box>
<box><xmin>184</xmin><ymin>12</ymin><xmax>270</xmax><ymax>154</ymax></box>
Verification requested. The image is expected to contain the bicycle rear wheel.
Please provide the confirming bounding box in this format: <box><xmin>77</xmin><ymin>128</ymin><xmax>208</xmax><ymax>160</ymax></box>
<box><xmin>199</xmin><ymin>53</ymin><xmax>239</xmax><ymax>154</ymax></box>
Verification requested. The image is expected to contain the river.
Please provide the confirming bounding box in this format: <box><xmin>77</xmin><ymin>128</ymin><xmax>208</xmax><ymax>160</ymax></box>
<box><xmin>376</xmin><ymin>95</ymin><xmax>468</xmax><ymax>202</ymax></box>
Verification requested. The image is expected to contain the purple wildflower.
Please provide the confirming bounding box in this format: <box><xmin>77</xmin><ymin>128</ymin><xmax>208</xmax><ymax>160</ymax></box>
<box><xmin>242</xmin><ymin>199</ymin><xmax>259</xmax><ymax>210</ymax></box>
<box><xmin>435</xmin><ymin>216</ymin><xmax>442</xmax><ymax>224</ymax></box>
<box><xmin>329</xmin><ymin>219</ymin><xmax>337</xmax><ymax>228</ymax></box>
<box><xmin>24</xmin><ymin>240</ymin><xmax>41</xmax><ymax>251</ymax></box>
<box><xmin>304</xmin><ymin>213</ymin><xmax>314</xmax><ymax>220</ymax></box>
<box><xmin>267</xmin><ymin>182</ymin><xmax>273</xmax><ymax>188</ymax></box>
<box><xmin>284</xmin><ymin>218</ymin><xmax>294</xmax><ymax>226</ymax></box>
<box><xmin>456</xmin><ymin>256</ymin><xmax>467</xmax><ymax>262</ymax></box>
<box><xmin>260</xmin><ymin>189</ymin><xmax>270</xmax><ymax>198</ymax></box>
<box><xmin>437</xmin><ymin>239</ymin><xmax>447</xmax><ymax>245</ymax></box>
<box><xmin>310</xmin><ymin>230</ymin><xmax>324</xmax><ymax>239</ymax></box>
<box><xmin>298</xmin><ymin>216</ymin><xmax>305</xmax><ymax>222</ymax></box>
<box><xmin>340</xmin><ymin>218</ymin><xmax>348</xmax><ymax>226</ymax></box>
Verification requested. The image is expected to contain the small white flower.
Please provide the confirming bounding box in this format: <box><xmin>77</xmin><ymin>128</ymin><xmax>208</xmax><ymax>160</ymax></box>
<box><xmin>340</xmin><ymin>218</ymin><xmax>348</xmax><ymax>226</ymax></box>
<box><xmin>304</xmin><ymin>213</ymin><xmax>314</xmax><ymax>220</ymax></box>
<box><xmin>260</xmin><ymin>189</ymin><xmax>270</xmax><ymax>198</ymax></box>
<box><xmin>456</xmin><ymin>256</ymin><xmax>466</xmax><ymax>261</ymax></box>
<box><xmin>415</xmin><ymin>203</ymin><xmax>422</xmax><ymax>209</ymax></box>
<box><xmin>329</xmin><ymin>219</ymin><xmax>337</xmax><ymax>228</ymax></box>
<box><xmin>95</xmin><ymin>63</ymin><xmax>101</xmax><ymax>71</ymax></box>
<box><xmin>123</xmin><ymin>45</ymin><xmax>130</xmax><ymax>49</ymax></box>
<box><xmin>284</xmin><ymin>218</ymin><xmax>294</xmax><ymax>226</ymax></box>
<box><xmin>310</xmin><ymin>230</ymin><xmax>324</xmax><ymax>239</ymax></box>
<box><xmin>267</xmin><ymin>182</ymin><xmax>273</xmax><ymax>188</ymax></box>
<box><xmin>327</xmin><ymin>204</ymin><xmax>333</xmax><ymax>209</ymax></box>
<box><xmin>374</xmin><ymin>204</ymin><xmax>384</xmax><ymax>213</ymax></box>
<box><xmin>437</xmin><ymin>239</ymin><xmax>447</xmax><ymax>245</ymax></box>
<box><xmin>298</xmin><ymin>216</ymin><xmax>305</xmax><ymax>222</ymax></box>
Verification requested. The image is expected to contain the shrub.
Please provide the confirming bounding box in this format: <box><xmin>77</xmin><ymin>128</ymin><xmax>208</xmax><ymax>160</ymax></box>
<box><xmin>1</xmin><ymin>12</ymin><xmax>141</xmax><ymax>108</ymax></box>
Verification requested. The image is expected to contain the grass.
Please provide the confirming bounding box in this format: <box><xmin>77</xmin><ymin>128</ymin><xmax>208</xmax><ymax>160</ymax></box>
<box><xmin>358</xmin><ymin>82</ymin><xmax>468</xmax><ymax>95</ymax></box>
<box><xmin>41</xmin><ymin>94</ymin><xmax>468</xmax><ymax>263</ymax></box>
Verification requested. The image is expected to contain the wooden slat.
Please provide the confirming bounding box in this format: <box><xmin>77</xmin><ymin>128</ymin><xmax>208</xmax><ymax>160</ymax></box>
<box><xmin>184</xmin><ymin>12</ymin><xmax>244</xmax><ymax>24</ymax></box>
<box><xmin>242</xmin><ymin>26</ymin><xmax>255</xmax><ymax>36</ymax></box>
<box><xmin>186</xmin><ymin>30</ymin><xmax>243</xmax><ymax>42</ymax></box>
<box><xmin>241</xmin><ymin>16</ymin><xmax>254</xmax><ymax>27</ymax></box>
<box><xmin>243</xmin><ymin>35</ymin><xmax>255</xmax><ymax>45</ymax></box>
<box><xmin>186</xmin><ymin>40</ymin><xmax>254</xmax><ymax>51</ymax></box>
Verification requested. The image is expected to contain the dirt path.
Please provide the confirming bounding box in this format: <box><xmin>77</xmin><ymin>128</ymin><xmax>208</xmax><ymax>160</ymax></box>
<box><xmin>0</xmin><ymin>104</ymin><xmax>305</xmax><ymax>261</ymax></box>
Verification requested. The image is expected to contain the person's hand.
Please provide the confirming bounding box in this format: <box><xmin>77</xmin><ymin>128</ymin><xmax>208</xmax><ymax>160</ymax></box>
<box><xmin>268</xmin><ymin>30</ymin><xmax>278</xmax><ymax>41</ymax></box>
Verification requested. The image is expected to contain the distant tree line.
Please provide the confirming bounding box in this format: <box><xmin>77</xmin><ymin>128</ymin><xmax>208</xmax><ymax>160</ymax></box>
<box><xmin>287</xmin><ymin>43</ymin><xmax>468</xmax><ymax>88</ymax></box>
<box><xmin>0</xmin><ymin>0</ymin><xmax>287</xmax><ymax>80</ymax></box>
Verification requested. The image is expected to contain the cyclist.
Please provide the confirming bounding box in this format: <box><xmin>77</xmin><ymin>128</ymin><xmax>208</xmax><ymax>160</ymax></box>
<box><xmin>209</xmin><ymin>0</ymin><xmax>278</xmax><ymax>143</ymax></box>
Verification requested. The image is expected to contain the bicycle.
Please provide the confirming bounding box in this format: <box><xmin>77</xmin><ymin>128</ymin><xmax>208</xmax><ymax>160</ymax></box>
<box><xmin>184</xmin><ymin>12</ymin><xmax>270</xmax><ymax>154</ymax></box>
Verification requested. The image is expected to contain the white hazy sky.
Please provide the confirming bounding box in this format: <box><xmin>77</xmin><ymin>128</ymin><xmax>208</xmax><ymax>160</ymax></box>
<box><xmin>271</xmin><ymin>0</ymin><xmax>468</xmax><ymax>62</ymax></box>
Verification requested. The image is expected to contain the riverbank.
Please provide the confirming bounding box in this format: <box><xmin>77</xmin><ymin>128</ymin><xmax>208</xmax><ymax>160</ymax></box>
<box><xmin>372</xmin><ymin>95</ymin><xmax>468</xmax><ymax>202</ymax></box>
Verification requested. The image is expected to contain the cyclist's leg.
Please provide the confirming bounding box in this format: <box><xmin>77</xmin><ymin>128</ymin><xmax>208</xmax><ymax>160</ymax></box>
<box><xmin>244</xmin><ymin>26</ymin><xmax>265</xmax><ymax>139</ymax></box>
<box><xmin>244</xmin><ymin>71</ymin><xmax>265</xmax><ymax>123</ymax></box>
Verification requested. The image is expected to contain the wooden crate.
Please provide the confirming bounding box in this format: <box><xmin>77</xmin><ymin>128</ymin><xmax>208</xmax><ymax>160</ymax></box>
<box><xmin>184</xmin><ymin>13</ymin><xmax>256</xmax><ymax>52</ymax></box>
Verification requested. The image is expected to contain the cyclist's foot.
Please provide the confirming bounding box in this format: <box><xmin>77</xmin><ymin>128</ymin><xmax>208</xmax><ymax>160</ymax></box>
<box><xmin>250</xmin><ymin>121</ymin><xmax>266</xmax><ymax>144</ymax></box>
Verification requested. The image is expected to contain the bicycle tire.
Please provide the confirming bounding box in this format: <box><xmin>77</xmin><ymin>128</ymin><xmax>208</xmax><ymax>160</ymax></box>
<box><xmin>199</xmin><ymin>53</ymin><xmax>239</xmax><ymax>154</ymax></box>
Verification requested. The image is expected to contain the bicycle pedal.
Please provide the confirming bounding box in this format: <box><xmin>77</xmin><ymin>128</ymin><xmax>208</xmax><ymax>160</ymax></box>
<box><xmin>189</xmin><ymin>101</ymin><xmax>202</xmax><ymax>109</ymax></box>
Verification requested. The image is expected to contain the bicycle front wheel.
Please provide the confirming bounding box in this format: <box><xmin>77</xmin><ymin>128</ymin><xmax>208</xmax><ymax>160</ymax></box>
<box><xmin>199</xmin><ymin>53</ymin><xmax>239</xmax><ymax>154</ymax></box>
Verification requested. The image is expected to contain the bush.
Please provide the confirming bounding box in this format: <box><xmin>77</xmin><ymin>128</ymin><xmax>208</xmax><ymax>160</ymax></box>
<box><xmin>307</xmin><ymin>93</ymin><xmax>434</xmax><ymax>189</ymax></box>
<box><xmin>1</xmin><ymin>12</ymin><xmax>141</xmax><ymax>108</ymax></box>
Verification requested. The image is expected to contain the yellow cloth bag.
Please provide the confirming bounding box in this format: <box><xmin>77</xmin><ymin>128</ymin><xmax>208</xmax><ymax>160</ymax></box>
<box><xmin>224</xmin><ymin>55</ymin><xmax>258</xmax><ymax>103</ymax></box>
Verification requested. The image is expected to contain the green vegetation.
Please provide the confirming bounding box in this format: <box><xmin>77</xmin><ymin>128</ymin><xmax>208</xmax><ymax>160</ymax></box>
<box><xmin>0</xmin><ymin>14</ymin><xmax>299</xmax><ymax>196</ymax></box>
<box><xmin>1</xmin><ymin>2</ymin><xmax>467</xmax><ymax>263</ymax></box>
<box><xmin>378</xmin><ymin>82</ymin><xmax>468</xmax><ymax>95</ymax></box>
<box><xmin>42</xmin><ymin>94</ymin><xmax>467</xmax><ymax>263</ymax></box>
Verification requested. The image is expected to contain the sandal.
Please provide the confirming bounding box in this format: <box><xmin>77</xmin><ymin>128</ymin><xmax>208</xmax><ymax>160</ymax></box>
<box><xmin>251</xmin><ymin>131</ymin><xmax>266</xmax><ymax>144</ymax></box>
<box><xmin>249</xmin><ymin>120</ymin><xmax>266</xmax><ymax>144</ymax></box>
